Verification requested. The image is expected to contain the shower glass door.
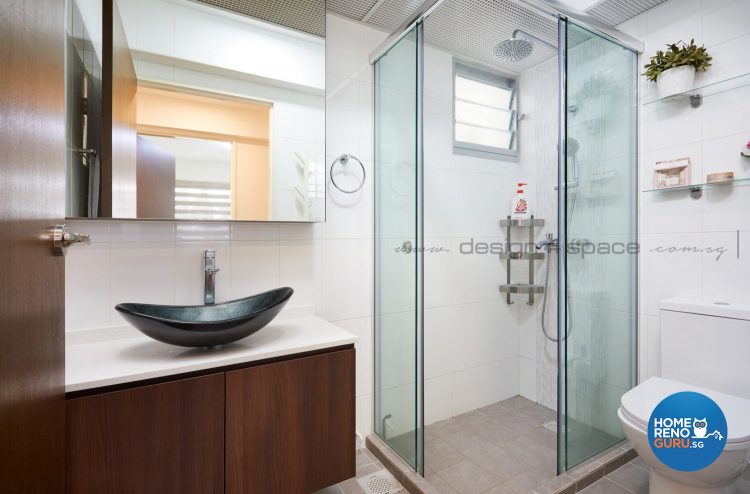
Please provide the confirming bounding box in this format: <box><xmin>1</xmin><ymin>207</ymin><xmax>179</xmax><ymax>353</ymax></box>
<box><xmin>373</xmin><ymin>25</ymin><xmax>423</xmax><ymax>471</ymax></box>
<box><xmin>561</xmin><ymin>19</ymin><xmax>638</xmax><ymax>469</ymax></box>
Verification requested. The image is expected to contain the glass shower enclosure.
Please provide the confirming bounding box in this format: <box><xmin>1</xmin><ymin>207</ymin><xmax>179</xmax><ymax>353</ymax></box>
<box><xmin>373</xmin><ymin>0</ymin><xmax>639</xmax><ymax>476</ymax></box>
<box><xmin>373</xmin><ymin>24</ymin><xmax>423</xmax><ymax>471</ymax></box>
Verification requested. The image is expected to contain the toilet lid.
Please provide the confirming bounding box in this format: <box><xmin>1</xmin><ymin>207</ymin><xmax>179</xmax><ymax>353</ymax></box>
<box><xmin>620</xmin><ymin>377</ymin><xmax>750</xmax><ymax>445</ymax></box>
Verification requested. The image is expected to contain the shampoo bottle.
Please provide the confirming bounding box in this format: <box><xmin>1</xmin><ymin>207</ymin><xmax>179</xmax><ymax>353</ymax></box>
<box><xmin>511</xmin><ymin>182</ymin><xmax>531</xmax><ymax>218</ymax></box>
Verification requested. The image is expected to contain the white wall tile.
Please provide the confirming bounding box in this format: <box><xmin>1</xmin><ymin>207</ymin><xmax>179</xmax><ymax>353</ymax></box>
<box><xmin>701</xmin><ymin>86</ymin><xmax>750</xmax><ymax>140</ymax></box>
<box><xmin>701</xmin><ymin>230</ymin><xmax>750</xmax><ymax>304</ymax></box>
<box><xmin>110</xmin><ymin>242</ymin><xmax>175</xmax><ymax>324</ymax></box>
<box><xmin>629</xmin><ymin>0</ymin><xmax>750</xmax><ymax>379</ymax></box>
<box><xmin>358</xmin><ymin>25</ymin><xmax>387</xmax><ymax>83</ymax></box>
<box><xmin>320</xmin><ymin>238</ymin><xmax>372</xmax><ymax>321</ymax></box>
<box><xmin>332</xmin><ymin>317</ymin><xmax>373</xmax><ymax>399</ymax></box>
<box><xmin>174</xmin><ymin>242</ymin><xmax>231</xmax><ymax>305</ymax></box>
<box><xmin>357</xmin><ymin>394</ymin><xmax>373</xmax><ymax>437</ymax></box>
<box><xmin>65</xmin><ymin>243</ymin><xmax>111</xmax><ymax>330</ymax></box>
<box><xmin>323</xmin><ymin>156</ymin><xmax>372</xmax><ymax>240</ymax></box>
<box><xmin>701</xmin><ymin>0</ymin><xmax>750</xmax><ymax>48</ymax></box>
<box><xmin>325</xmin><ymin>14</ymin><xmax>361</xmax><ymax>79</ymax></box>
<box><xmin>425</xmin><ymin>375</ymin><xmax>453</xmax><ymax>425</ymax></box>
<box><xmin>325</xmin><ymin>75</ymin><xmax>360</xmax><ymax>159</ymax></box>
<box><xmin>230</xmin><ymin>241</ymin><xmax>280</xmax><ymax>298</ymax></box>
<box><xmin>702</xmin><ymin>33</ymin><xmax>750</xmax><ymax>84</ymax></box>
<box><xmin>279</xmin><ymin>222</ymin><xmax>320</xmax><ymax>241</ymax></box>
<box><xmin>644</xmin><ymin>233</ymin><xmax>703</xmax><ymax>316</ymax></box>
<box><xmin>175</xmin><ymin>222</ymin><xmax>230</xmax><ymax>242</ymax></box>
<box><xmin>230</xmin><ymin>223</ymin><xmax>280</xmax><ymax>241</ymax></box>
<box><xmin>279</xmin><ymin>240</ymin><xmax>316</xmax><ymax>307</ymax></box>
<box><xmin>637</xmin><ymin>314</ymin><xmax>649</xmax><ymax>383</ymax></box>
<box><xmin>644</xmin><ymin>0</ymin><xmax>702</xmax><ymax>50</ymax></box>
<box><xmin>110</xmin><ymin>221</ymin><xmax>174</xmax><ymax>242</ymax></box>
<box><xmin>646</xmin><ymin>316</ymin><xmax>661</xmax><ymax>380</ymax></box>
<box><xmin>519</xmin><ymin>357</ymin><xmax>537</xmax><ymax>402</ymax></box>
<box><xmin>424</xmin><ymin>306</ymin><xmax>457</xmax><ymax>379</ymax></box>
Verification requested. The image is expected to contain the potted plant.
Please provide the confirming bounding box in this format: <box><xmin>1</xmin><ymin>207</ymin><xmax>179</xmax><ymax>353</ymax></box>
<box><xmin>643</xmin><ymin>39</ymin><xmax>712</xmax><ymax>99</ymax></box>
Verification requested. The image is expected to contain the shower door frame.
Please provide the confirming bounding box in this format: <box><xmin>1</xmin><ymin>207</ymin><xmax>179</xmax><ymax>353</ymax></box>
<box><xmin>557</xmin><ymin>16</ymin><xmax>641</xmax><ymax>473</ymax></box>
<box><xmin>370</xmin><ymin>0</ymin><xmax>643</xmax><ymax>477</ymax></box>
<box><xmin>372</xmin><ymin>21</ymin><xmax>427</xmax><ymax>475</ymax></box>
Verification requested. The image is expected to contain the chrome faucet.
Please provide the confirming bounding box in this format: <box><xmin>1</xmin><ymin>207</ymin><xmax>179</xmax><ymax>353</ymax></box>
<box><xmin>203</xmin><ymin>250</ymin><xmax>220</xmax><ymax>305</ymax></box>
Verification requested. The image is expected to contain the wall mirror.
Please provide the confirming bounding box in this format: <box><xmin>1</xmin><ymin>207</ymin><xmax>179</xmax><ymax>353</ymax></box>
<box><xmin>65</xmin><ymin>0</ymin><xmax>326</xmax><ymax>222</ymax></box>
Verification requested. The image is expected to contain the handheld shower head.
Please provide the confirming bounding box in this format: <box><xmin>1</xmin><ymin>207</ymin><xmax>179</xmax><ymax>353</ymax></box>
<box><xmin>567</xmin><ymin>137</ymin><xmax>580</xmax><ymax>156</ymax></box>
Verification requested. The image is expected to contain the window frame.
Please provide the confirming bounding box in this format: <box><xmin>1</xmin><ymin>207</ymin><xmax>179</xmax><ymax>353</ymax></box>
<box><xmin>452</xmin><ymin>60</ymin><xmax>519</xmax><ymax>160</ymax></box>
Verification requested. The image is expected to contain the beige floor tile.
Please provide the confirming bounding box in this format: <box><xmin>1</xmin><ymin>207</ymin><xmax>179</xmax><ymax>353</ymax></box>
<box><xmin>425</xmin><ymin>438</ymin><xmax>465</xmax><ymax>472</ymax></box>
<box><xmin>435</xmin><ymin>460</ymin><xmax>502</xmax><ymax>494</ymax></box>
<box><xmin>504</xmin><ymin>464</ymin><xmax>558</xmax><ymax>493</ymax></box>
<box><xmin>605</xmin><ymin>463</ymin><xmax>648</xmax><ymax>494</ymax></box>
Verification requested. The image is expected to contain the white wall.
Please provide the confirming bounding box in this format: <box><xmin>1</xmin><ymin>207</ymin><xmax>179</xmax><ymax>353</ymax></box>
<box><xmin>422</xmin><ymin>47</ymin><xmax>530</xmax><ymax>425</ymax></box>
<box><xmin>66</xmin><ymin>14</ymin><xmax>383</xmax><ymax>438</ymax></box>
<box><xmin>322</xmin><ymin>14</ymin><xmax>386</xmax><ymax>438</ymax></box>
<box><xmin>617</xmin><ymin>0</ymin><xmax>750</xmax><ymax>382</ymax></box>
<box><xmin>517</xmin><ymin>56</ymin><xmax>560</xmax><ymax>411</ymax></box>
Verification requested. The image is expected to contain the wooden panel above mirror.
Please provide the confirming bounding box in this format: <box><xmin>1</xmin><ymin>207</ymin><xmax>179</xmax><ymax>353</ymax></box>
<box><xmin>65</xmin><ymin>0</ymin><xmax>325</xmax><ymax>222</ymax></box>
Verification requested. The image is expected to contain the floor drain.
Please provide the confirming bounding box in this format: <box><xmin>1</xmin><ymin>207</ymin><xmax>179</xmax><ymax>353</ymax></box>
<box><xmin>356</xmin><ymin>469</ymin><xmax>402</xmax><ymax>494</ymax></box>
<box><xmin>543</xmin><ymin>420</ymin><xmax>558</xmax><ymax>432</ymax></box>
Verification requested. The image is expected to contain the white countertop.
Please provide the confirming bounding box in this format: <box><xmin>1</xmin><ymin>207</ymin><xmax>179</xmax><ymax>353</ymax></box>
<box><xmin>66</xmin><ymin>315</ymin><xmax>358</xmax><ymax>393</ymax></box>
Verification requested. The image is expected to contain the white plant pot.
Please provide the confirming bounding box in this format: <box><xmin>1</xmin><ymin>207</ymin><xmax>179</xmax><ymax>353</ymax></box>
<box><xmin>656</xmin><ymin>65</ymin><xmax>696</xmax><ymax>99</ymax></box>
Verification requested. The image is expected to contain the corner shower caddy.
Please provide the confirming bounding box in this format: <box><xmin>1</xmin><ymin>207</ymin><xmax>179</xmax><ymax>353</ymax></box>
<box><xmin>499</xmin><ymin>216</ymin><xmax>545</xmax><ymax>305</ymax></box>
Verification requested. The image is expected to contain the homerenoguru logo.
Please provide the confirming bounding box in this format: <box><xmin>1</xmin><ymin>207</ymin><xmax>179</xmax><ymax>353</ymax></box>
<box><xmin>648</xmin><ymin>392</ymin><xmax>727</xmax><ymax>472</ymax></box>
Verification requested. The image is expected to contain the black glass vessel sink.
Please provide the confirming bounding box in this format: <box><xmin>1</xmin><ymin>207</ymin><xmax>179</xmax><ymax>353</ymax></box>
<box><xmin>115</xmin><ymin>287</ymin><xmax>293</xmax><ymax>348</ymax></box>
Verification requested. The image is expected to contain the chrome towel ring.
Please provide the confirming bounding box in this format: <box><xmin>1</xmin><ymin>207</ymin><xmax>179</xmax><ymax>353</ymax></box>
<box><xmin>330</xmin><ymin>154</ymin><xmax>366</xmax><ymax>194</ymax></box>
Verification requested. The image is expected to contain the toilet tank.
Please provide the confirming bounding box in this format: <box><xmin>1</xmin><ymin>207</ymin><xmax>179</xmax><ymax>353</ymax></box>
<box><xmin>660</xmin><ymin>298</ymin><xmax>750</xmax><ymax>399</ymax></box>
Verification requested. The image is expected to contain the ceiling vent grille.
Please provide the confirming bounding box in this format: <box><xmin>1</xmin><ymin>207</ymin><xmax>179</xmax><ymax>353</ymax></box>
<box><xmin>585</xmin><ymin>0</ymin><xmax>668</xmax><ymax>27</ymax></box>
<box><xmin>195</xmin><ymin>0</ymin><xmax>325</xmax><ymax>37</ymax></box>
<box><xmin>325</xmin><ymin>0</ymin><xmax>381</xmax><ymax>22</ymax></box>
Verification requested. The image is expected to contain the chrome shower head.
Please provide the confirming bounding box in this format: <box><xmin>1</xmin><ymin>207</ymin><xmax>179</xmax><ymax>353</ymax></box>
<box><xmin>494</xmin><ymin>29</ymin><xmax>556</xmax><ymax>63</ymax></box>
<box><xmin>493</xmin><ymin>37</ymin><xmax>534</xmax><ymax>62</ymax></box>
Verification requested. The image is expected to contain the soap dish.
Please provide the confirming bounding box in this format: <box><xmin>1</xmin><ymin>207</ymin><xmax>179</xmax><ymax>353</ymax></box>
<box><xmin>707</xmin><ymin>172</ymin><xmax>734</xmax><ymax>184</ymax></box>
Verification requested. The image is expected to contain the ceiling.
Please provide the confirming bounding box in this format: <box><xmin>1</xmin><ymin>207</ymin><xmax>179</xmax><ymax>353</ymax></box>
<box><xmin>327</xmin><ymin>0</ymin><xmax>665</xmax><ymax>73</ymax></box>
<box><xmin>192</xmin><ymin>0</ymin><xmax>666</xmax><ymax>74</ymax></box>
<box><xmin>195</xmin><ymin>0</ymin><xmax>326</xmax><ymax>37</ymax></box>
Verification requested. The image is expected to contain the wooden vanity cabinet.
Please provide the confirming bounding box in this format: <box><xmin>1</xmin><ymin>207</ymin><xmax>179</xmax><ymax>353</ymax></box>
<box><xmin>66</xmin><ymin>373</ymin><xmax>225</xmax><ymax>494</ymax></box>
<box><xmin>66</xmin><ymin>347</ymin><xmax>355</xmax><ymax>494</ymax></box>
<box><xmin>226</xmin><ymin>348</ymin><xmax>356</xmax><ymax>493</ymax></box>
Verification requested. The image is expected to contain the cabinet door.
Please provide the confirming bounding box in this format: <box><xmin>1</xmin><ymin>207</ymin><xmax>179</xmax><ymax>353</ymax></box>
<box><xmin>66</xmin><ymin>373</ymin><xmax>225</xmax><ymax>494</ymax></box>
<box><xmin>226</xmin><ymin>348</ymin><xmax>356</xmax><ymax>494</ymax></box>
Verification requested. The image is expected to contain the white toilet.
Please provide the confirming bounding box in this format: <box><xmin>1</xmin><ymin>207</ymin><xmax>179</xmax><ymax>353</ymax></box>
<box><xmin>618</xmin><ymin>299</ymin><xmax>750</xmax><ymax>493</ymax></box>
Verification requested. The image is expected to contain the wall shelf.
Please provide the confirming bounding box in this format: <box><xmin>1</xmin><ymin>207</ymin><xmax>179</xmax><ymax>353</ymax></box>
<box><xmin>499</xmin><ymin>218</ymin><xmax>545</xmax><ymax>228</ymax></box>
<box><xmin>499</xmin><ymin>252</ymin><xmax>545</xmax><ymax>261</ymax></box>
<box><xmin>499</xmin><ymin>284</ymin><xmax>545</xmax><ymax>295</ymax></box>
<box><xmin>499</xmin><ymin>215</ymin><xmax>544</xmax><ymax>305</ymax></box>
<box><xmin>642</xmin><ymin>177</ymin><xmax>750</xmax><ymax>199</ymax></box>
<box><xmin>644</xmin><ymin>71</ymin><xmax>750</xmax><ymax>108</ymax></box>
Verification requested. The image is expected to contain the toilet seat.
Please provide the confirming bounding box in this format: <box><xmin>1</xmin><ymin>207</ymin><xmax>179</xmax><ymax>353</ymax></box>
<box><xmin>620</xmin><ymin>377</ymin><xmax>750</xmax><ymax>451</ymax></box>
